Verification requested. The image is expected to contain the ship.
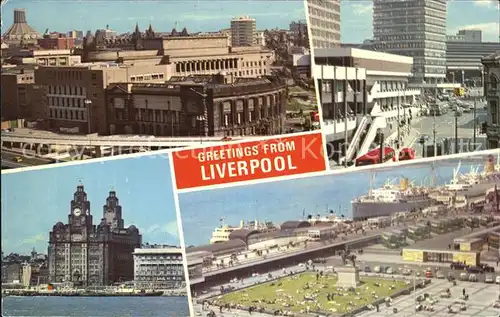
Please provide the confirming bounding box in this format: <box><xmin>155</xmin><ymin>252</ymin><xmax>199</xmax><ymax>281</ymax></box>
<box><xmin>351</xmin><ymin>176</ymin><xmax>434</xmax><ymax>221</ymax></box>
<box><xmin>441</xmin><ymin>154</ymin><xmax>500</xmax><ymax>198</ymax></box>
<box><xmin>209</xmin><ymin>218</ymin><xmax>276</xmax><ymax>244</ymax></box>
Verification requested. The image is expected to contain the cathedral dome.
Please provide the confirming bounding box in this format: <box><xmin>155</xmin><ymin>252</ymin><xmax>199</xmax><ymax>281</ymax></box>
<box><xmin>2</xmin><ymin>9</ymin><xmax>41</xmax><ymax>44</ymax></box>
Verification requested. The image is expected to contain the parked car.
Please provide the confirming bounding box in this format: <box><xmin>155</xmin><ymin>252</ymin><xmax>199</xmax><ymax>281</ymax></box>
<box><xmin>425</xmin><ymin>270</ymin><xmax>433</xmax><ymax>278</ymax></box>
<box><xmin>386</xmin><ymin>267</ymin><xmax>394</xmax><ymax>274</ymax></box>
<box><xmin>480</xmin><ymin>264</ymin><xmax>495</xmax><ymax>273</ymax></box>
<box><xmin>402</xmin><ymin>268</ymin><xmax>412</xmax><ymax>276</ymax></box>
<box><xmin>373</xmin><ymin>266</ymin><xmax>381</xmax><ymax>273</ymax></box>
<box><xmin>485</xmin><ymin>274</ymin><xmax>494</xmax><ymax>283</ymax></box>
<box><xmin>468</xmin><ymin>274</ymin><xmax>477</xmax><ymax>282</ymax></box>
<box><xmin>495</xmin><ymin>276</ymin><xmax>500</xmax><ymax>284</ymax></box>
<box><xmin>364</xmin><ymin>266</ymin><xmax>371</xmax><ymax>273</ymax></box>
<box><xmin>460</xmin><ymin>272</ymin><xmax>469</xmax><ymax>281</ymax></box>
<box><xmin>467</xmin><ymin>266</ymin><xmax>483</xmax><ymax>274</ymax></box>
<box><xmin>436</xmin><ymin>271</ymin><xmax>445</xmax><ymax>279</ymax></box>
<box><xmin>450</xmin><ymin>262</ymin><xmax>468</xmax><ymax>270</ymax></box>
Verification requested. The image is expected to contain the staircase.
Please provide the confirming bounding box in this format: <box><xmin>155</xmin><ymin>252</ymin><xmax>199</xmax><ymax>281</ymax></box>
<box><xmin>341</xmin><ymin>116</ymin><xmax>370</xmax><ymax>164</ymax></box>
<box><xmin>357</xmin><ymin>116</ymin><xmax>388</xmax><ymax>157</ymax></box>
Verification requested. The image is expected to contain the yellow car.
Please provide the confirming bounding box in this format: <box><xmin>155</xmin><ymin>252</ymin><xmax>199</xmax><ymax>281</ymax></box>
<box><xmin>12</xmin><ymin>156</ymin><xmax>23</xmax><ymax>163</ymax></box>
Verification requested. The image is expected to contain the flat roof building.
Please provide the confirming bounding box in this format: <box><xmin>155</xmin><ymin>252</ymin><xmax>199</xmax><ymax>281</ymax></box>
<box><xmin>132</xmin><ymin>246</ymin><xmax>185</xmax><ymax>290</ymax></box>
<box><xmin>373</xmin><ymin>0</ymin><xmax>447</xmax><ymax>85</ymax></box>
<box><xmin>307</xmin><ymin>0</ymin><xmax>341</xmax><ymax>48</ymax></box>
<box><xmin>230</xmin><ymin>16</ymin><xmax>256</xmax><ymax>47</ymax></box>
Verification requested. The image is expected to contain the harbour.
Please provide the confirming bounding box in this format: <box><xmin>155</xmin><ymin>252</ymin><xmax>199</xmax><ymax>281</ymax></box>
<box><xmin>2</xmin><ymin>296</ymin><xmax>190</xmax><ymax>317</ymax></box>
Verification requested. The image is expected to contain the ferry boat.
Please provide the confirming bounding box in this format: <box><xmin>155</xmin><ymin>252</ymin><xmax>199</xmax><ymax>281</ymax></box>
<box><xmin>351</xmin><ymin>177</ymin><xmax>434</xmax><ymax>220</ymax></box>
<box><xmin>209</xmin><ymin>218</ymin><xmax>276</xmax><ymax>244</ymax></box>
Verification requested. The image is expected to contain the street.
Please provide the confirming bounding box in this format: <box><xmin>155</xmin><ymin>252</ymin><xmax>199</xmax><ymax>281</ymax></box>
<box><xmin>1</xmin><ymin>149</ymin><xmax>53</xmax><ymax>169</ymax></box>
<box><xmin>411</xmin><ymin>110</ymin><xmax>488</xmax><ymax>158</ymax></box>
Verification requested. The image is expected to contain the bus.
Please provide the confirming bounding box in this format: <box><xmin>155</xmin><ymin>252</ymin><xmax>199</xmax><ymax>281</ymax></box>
<box><xmin>399</xmin><ymin>147</ymin><xmax>416</xmax><ymax>161</ymax></box>
<box><xmin>310</xmin><ymin>110</ymin><xmax>320</xmax><ymax>122</ymax></box>
<box><xmin>355</xmin><ymin>147</ymin><xmax>396</xmax><ymax>166</ymax></box>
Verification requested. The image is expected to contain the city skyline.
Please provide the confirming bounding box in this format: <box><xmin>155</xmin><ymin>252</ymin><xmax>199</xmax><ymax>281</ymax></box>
<box><xmin>179</xmin><ymin>157</ymin><xmax>485</xmax><ymax>246</ymax></box>
<box><xmin>342</xmin><ymin>0</ymin><xmax>500</xmax><ymax>42</ymax></box>
<box><xmin>1</xmin><ymin>154</ymin><xmax>179</xmax><ymax>255</ymax></box>
<box><xmin>0</xmin><ymin>1</ymin><xmax>306</xmax><ymax>35</ymax></box>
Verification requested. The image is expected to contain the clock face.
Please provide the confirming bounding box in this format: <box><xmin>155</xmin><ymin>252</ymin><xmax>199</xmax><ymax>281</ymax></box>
<box><xmin>73</xmin><ymin>207</ymin><xmax>82</xmax><ymax>216</ymax></box>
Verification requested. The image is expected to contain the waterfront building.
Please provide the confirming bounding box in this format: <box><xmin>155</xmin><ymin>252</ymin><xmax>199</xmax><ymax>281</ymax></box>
<box><xmin>230</xmin><ymin>16</ymin><xmax>256</xmax><ymax>47</ymax></box>
<box><xmin>446</xmin><ymin>30</ymin><xmax>500</xmax><ymax>87</ymax></box>
<box><xmin>133</xmin><ymin>246</ymin><xmax>185</xmax><ymax>289</ymax></box>
<box><xmin>47</xmin><ymin>184</ymin><xmax>141</xmax><ymax>286</ymax></box>
<box><xmin>373</xmin><ymin>0</ymin><xmax>448</xmax><ymax>87</ymax></box>
<box><xmin>314</xmin><ymin>47</ymin><xmax>421</xmax><ymax>162</ymax></box>
<box><xmin>482</xmin><ymin>52</ymin><xmax>500</xmax><ymax>149</ymax></box>
<box><xmin>106</xmin><ymin>74</ymin><xmax>287</xmax><ymax>137</ymax></box>
<box><xmin>306</xmin><ymin>0</ymin><xmax>341</xmax><ymax>48</ymax></box>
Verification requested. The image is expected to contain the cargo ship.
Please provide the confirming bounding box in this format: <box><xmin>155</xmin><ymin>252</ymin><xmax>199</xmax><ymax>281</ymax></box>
<box><xmin>351</xmin><ymin>177</ymin><xmax>434</xmax><ymax>221</ymax></box>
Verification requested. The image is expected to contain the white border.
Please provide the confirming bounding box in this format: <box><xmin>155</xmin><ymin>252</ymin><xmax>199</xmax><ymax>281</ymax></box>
<box><xmin>177</xmin><ymin>149</ymin><xmax>500</xmax><ymax>193</ymax></box>
<box><xmin>168</xmin><ymin>152</ymin><xmax>195</xmax><ymax>317</ymax></box>
<box><xmin>303</xmin><ymin>0</ymin><xmax>330</xmax><ymax>170</ymax></box>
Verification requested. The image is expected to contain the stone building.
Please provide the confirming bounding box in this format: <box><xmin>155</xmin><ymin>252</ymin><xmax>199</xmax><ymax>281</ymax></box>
<box><xmin>106</xmin><ymin>74</ymin><xmax>287</xmax><ymax>136</ymax></box>
<box><xmin>482</xmin><ymin>52</ymin><xmax>500</xmax><ymax>149</ymax></box>
<box><xmin>47</xmin><ymin>184</ymin><xmax>141</xmax><ymax>286</ymax></box>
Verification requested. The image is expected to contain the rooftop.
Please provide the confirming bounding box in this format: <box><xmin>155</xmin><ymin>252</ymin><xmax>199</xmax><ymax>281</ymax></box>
<box><xmin>315</xmin><ymin>47</ymin><xmax>413</xmax><ymax>65</ymax></box>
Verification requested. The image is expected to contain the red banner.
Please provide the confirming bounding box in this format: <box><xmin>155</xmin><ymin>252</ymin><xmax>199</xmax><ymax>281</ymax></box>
<box><xmin>172</xmin><ymin>133</ymin><xmax>326</xmax><ymax>190</ymax></box>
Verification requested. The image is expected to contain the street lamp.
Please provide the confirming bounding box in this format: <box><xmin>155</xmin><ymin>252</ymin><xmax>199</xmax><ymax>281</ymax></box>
<box><xmin>454</xmin><ymin>109</ymin><xmax>460</xmax><ymax>154</ymax></box>
<box><xmin>84</xmin><ymin>99</ymin><xmax>92</xmax><ymax>134</ymax></box>
<box><xmin>196</xmin><ymin>115</ymin><xmax>206</xmax><ymax>144</ymax></box>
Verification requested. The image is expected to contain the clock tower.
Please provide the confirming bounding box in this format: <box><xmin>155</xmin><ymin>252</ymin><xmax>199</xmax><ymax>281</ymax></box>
<box><xmin>103</xmin><ymin>190</ymin><xmax>124</xmax><ymax>230</ymax></box>
<box><xmin>69</xmin><ymin>183</ymin><xmax>92</xmax><ymax>229</ymax></box>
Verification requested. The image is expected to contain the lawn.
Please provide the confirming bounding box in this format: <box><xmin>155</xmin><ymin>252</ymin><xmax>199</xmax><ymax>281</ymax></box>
<box><xmin>215</xmin><ymin>273</ymin><xmax>408</xmax><ymax>314</ymax></box>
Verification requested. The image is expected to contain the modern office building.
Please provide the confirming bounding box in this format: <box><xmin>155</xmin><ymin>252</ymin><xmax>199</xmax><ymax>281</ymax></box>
<box><xmin>373</xmin><ymin>0</ymin><xmax>448</xmax><ymax>86</ymax></box>
<box><xmin>482</xmin><ymin>52</ymin><xmax>500</xmax><ymax>149</ymax></box>
<box><xmin>230</xmin><ymin>16</ymin><xmax>256</xmax><ymax>47</ymax></box>
<box><xmin>47</xmin><ymin>184</ymin><xmax>142</xmax><ymax>286</ymax></box>
<box><xmin>314</xmin><ymin>48</ymin><xmax>421</xmax><ymax>163</ymax></box>
<box><xmin>446</xmin><ymin>30</ymin><xmax>500</xmax><ymax>87</ymax></box>
<box><xmin>306</xmin><ymin>0</ymin><xmax>341</xmax><ymax>48</ymax></box>
<box><xmin>133</xmin><ymin>246</ymin><xmax>185</xmax><ymax>289</ymax></box>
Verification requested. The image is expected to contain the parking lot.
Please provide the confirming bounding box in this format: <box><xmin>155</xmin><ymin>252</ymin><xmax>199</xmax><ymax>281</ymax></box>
<box><xmin>356</xmin><ymin>279</ymin><xmax>500</xmax><ymax>317</ymax></box>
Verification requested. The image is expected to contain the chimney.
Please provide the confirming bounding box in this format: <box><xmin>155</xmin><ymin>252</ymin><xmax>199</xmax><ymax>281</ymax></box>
<box><xmin>14</xmin><ymin>9</ymin><xmax>27</xmax><ymax>24</ymax></box>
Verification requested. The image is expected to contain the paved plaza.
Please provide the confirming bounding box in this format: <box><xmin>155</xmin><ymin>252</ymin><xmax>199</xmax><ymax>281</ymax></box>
<box><xmin>357</xmin><ymin>279</ymin><xmax>500</xmax><ymax>317</ymax></box>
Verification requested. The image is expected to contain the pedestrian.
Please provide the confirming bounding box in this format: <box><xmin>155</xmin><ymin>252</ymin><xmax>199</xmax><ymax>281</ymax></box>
<box><xmin>462</xmin><ymin>288</ymin><xmax>466</xmax><ymax>297</ymax></box>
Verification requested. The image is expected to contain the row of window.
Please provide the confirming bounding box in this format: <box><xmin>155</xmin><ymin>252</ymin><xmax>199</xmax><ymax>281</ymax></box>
<box><xmin>129</xmin><ymin>73</ymin><xmax>165</xmax><ymax>82</ymax></box>
<box><xmin>48</xmin><ymin>97</ymin><xmax>89</xmax><ymax>108</ymax></box>
<box><xmin>48</xmin><ymin>85</ymin><xmax>86</xmax><ymax>96</ymax></box>
<box><xmin>49</xmin><ymin>108</ymin><xmax>87</xmax><ymax>121</ymax></box>
<box><xmin>37</xmin><ymin>57</ymin><xmax>70</xmax><ymax>66</ymax></box>
<box><xmin>309</xmin><ymin>19</ymin><xmax>340</xmax><ymax>32</ymax></box>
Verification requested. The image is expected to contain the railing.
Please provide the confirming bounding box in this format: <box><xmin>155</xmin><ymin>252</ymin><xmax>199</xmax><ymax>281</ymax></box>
<box><xmin>343</xmin><ymin>116</ymin><xmax>370</xmax><ymax>164</ymax></box>
<box><xmin>357</xmin><ymin>116</ymin><xmax>387</xmax><ymax>157</ymax></box>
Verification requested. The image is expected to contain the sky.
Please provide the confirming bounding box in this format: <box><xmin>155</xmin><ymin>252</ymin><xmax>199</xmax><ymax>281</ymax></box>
<box><xmin>1</xmin><ymin>1</ymin><xmax>498</xmax><ymax>42</ymax></box>
<box><xmin>178</xmin><ymin>156</ymin><xmax>488</xmax><ymax>246</ymax></box>
<box><xmin>0</xmin><ymin>1</ymin><xmax>306</xmax><ymax>34</ymax></box>
<box><xmin>342</xmin><ymin>0</ymin><xmax>500</xmax><ymax>42</ymax></box>
<box><xmin>1</xmin><ymin>154</ymin><xmax>179</xmax><ymax>255</ymax></box>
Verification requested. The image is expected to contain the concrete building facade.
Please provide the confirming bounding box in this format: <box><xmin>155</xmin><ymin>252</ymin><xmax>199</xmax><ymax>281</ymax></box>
<box><xmin>48</xmin><ymin>184</ymin><xmax>141</xmax><ymax>286</ymax></box>
<box><xmin>133</xmin><ymin>247</ymin><xmax>185</xmax><ymax>289</ymax></box>
<box><xmin>35</xmin><ymin>63</ymin><xmax>170</xmax><ymax>134</ymax></box>
<box><xmin>6</xmin><ymin>49</ymin><xmax>81</xmax><ymax>67</ymax></box>
<box><xmin>306</xmin><ymin>0</ymin><xmax>341</xmax><ymax>48</ymax></box>
<box><xmin>230</xmin><ymin>16</ymin><xmax>256</xmax><ymax>47</ymax></box>
<box><xmin>373</xmin><ymin>0</ymin><xmax>448</xmax><ymax>85</ymax></box>
<box><xmin>482</xmin><ymin>53</ymin><xmax>500</xmax><ymax>149</ymax></box>
<box><xmin>106</xmin><ymin>74</ymin><xmax>287</xmax><ymax>137</ymax></box>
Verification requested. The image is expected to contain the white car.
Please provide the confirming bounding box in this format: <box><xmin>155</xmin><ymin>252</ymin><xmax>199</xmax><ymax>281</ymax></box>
<box><xmin>374</xmin><ymin>266</ymin><xmax>381</xmax><ymax>273</ymax></box>
<box><xmin>436</xmin><ymin>271</ymin><xmax>445</xmax><ymax>279</ymax></box>
<box><xmin>495</xmin><ymin>276</ymin><xmax>500</xmax><ymax>284</ymax></box>
<box><xmin>386</xmin><ymin>267</ymin><xmax>394</xmax><ymax>274</ymax></box>
<box><xmin>485</xmin><ymin>274</ymin><xmax>494</xmax><ymax>283</ymax></box>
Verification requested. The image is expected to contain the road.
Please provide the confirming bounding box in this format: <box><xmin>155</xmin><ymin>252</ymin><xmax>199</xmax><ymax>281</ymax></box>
<box><xmin>411</xmin><ymin>110</ymin><xmax>488</xmax><ymax>158</ymax></box>
<box><xmin>1</xmin><ymin>149</ymin><xmax>53</xmax><ymax>169</ymax></box>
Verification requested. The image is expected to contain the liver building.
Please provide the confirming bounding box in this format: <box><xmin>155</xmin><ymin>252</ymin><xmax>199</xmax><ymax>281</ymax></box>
<box><xmin>48</xmin><ymin>183</ymin><xmax>142</xmax><ymax>286</ymax></box>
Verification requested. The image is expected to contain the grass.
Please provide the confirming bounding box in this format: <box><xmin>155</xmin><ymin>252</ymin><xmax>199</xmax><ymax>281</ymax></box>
<box><xmin>216</xmin><ymin>273</ymin><xmax>408</xmax><ymax>314</ymax></box>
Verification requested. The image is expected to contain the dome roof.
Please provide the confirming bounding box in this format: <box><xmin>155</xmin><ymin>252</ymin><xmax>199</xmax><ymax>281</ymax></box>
<box><xmin>2</xmin><ymin>9</ymin><xmax>41</xmax><ymax>41</ymax></box>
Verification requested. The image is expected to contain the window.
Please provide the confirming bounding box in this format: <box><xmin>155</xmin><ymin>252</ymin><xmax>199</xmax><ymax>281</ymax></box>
<box><xmin>490</xmin><ymin>74</ymin><xmax>498</xmax><ymax>90</ymax></box>
<box><xmin>491</xmin><ymin>100</ymin><xmax>498</xmax><ymax>125</ymax></box>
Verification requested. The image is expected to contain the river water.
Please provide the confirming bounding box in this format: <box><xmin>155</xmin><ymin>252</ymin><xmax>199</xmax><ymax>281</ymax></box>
<box><xmin>2</xmin><ymin>296</ymin><xmax>190</xmax><ymax>317</ymax></box>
